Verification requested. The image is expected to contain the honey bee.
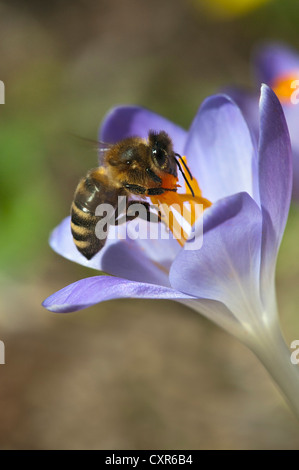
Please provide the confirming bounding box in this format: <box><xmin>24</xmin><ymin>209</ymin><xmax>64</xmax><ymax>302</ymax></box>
<box><xmin>71</xmin><ymin>130</ymin><xmax>194</xmax><ymax>259</ymax></box>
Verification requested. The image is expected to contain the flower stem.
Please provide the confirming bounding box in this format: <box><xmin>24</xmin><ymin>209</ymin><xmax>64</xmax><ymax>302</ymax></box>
<box><xmin>246</xmin><ymin>322</ymin><xmax>299</xmax><ymax>420</ymax></box>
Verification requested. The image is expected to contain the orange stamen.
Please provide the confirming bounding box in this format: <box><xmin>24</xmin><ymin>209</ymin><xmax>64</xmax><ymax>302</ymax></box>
<box><xmin>271</xmin><ymin>71</ymin><xmax>299</xmax><ymax>104</ymax></box>
<box><xmin>150</xmin><ymin>156</ymin><xmax>212</xmax><ymax>246</ymax></box>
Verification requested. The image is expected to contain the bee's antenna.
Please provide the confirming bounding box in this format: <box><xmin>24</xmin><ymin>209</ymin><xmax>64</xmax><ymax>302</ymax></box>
<box><xmin>175</xmin><ymin>153</ymin><xmax>193</xmax><ymax>180</ymax></box>
<box><xmin>174</xmin><ymin>154</ymin><xmax>194</xmax><ymax>197</ymax></box>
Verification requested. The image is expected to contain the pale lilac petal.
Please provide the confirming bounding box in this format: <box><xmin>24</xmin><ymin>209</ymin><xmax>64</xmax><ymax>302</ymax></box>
<box><xmin>184</xmin><ymin>95</ymin><xmax>257</xmax><ymax>204</ymax></box>
<box><xmin>254</xmin><ymin>43</ymin><xmax>299</xmax><ymax>86</ymax></box>
<box><xmin>258</xmin><ymin>85</ymin><xmax>292</xmax><ymax>281</ymax></box>
<box><xmin>100</xmin><ymin>237</ymin><xmax>170</xmax><ymax>286</ymax></box>
<box><xmin>43</xmin><ymin>276</ymin><xmax>195</xmax><ymax>313</ymax></box>
<box><xmin>100</xmin><ymin>106</ymin><xmax>187</xmax><ymax>156</ymax></box>
<box><xmin>49</xmin><ymin>217</ymin><xmax>172</xmax><ymax>286</ymax></box>
<box><xmin>223</xmin><ymin>87</ymin><xmax>259</xmax><ymax>147</ymax></box>
<box><xmin>126</xmin><ymin>218</ymin><xmax>181</xmax><ymax>271</ymax></box>
<box><xmin>169</xmin><ymin>192</ymin><xmax>263</xmax><ymax>315</ymax></box>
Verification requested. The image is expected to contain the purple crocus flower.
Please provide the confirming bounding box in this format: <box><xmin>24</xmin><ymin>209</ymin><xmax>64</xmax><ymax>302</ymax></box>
<box><xmin>227</xmin><ymin>42</ymin><xmax>299</xmax><ymax>199</ymax></box>
<box><xmin>43</xmin><ymin>85</ymin><xmax>299</xmax><ymax>416</ymax></box>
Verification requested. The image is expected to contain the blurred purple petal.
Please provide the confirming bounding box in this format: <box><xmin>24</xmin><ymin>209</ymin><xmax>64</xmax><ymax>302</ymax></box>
<box><xmin>100</xmin><ymin>106</ymin><xmax>187</xmax><ymax>156</ymax></box>
<box><xmin>258</xmin><ymin>85</ymin><xmax>292</xmax><ymax>281</ymax></box>
<box><xmin>184</xmin><ymin>95</ymin><xmax>257</xmax><ymax>203</ymax></box>
<box><xmin>43</xmin><ymin>275</ymin><xmax>195</xmax><ymax>313</ymax></box>
<box><xmin>253</xmin><ymin>43</ymin><xmax>299</xmax><ymax>86</ymax></box>
<box><xmin>292</xmin><ymin>152</ymin><xmax>299</xmax><ymax>199</ymax></box>
<box><xmin>169</xmin><ymin>192</ymin><xmax>263</xmax><ymax>314</ymax></box>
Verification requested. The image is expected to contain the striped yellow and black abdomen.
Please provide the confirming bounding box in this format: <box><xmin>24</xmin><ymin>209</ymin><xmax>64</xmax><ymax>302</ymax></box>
<box><xmin>71</xmin><ymin>169</ymin><xmax>119</xmax><ymax>260</ymax></box>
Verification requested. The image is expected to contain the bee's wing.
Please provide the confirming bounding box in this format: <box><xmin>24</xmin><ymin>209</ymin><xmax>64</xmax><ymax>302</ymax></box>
<box><xmin>70</xmin><ymin>135</ymin><xmax>113</xmax><ymax>164</ymax></box>
<box><xmin>97</xmin><ymin>141</ymin><xmax>113</xmax><ymax>164</ymax></box>
<box><xmin>81</xmin><ymin>139</ymin><xmax>113</xmax><ymax>164</ymax></box>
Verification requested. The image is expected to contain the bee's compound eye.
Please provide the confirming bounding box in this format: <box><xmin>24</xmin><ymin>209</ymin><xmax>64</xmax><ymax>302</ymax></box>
<box><xmin>152</xmin><ymin>146</ymin><xmax>166</xmax><ymax>167</ymax></box>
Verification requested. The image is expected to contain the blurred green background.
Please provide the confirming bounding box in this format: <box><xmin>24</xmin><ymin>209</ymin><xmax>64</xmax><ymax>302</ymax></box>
<box><xmin>1</xmin><ymin>0</ymin><xmax>299</xmax><ymax>450</ymax></box>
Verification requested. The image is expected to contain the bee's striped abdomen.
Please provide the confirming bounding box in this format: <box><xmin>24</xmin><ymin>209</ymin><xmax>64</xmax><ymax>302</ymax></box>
<box><xmin>71</xmin><ymin>170</ymin><xmax>117</xmax><ymax>260</ymax></box>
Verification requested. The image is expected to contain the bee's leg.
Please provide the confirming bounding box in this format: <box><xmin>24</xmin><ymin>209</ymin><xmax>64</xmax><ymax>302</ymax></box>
<box><xmin>123</xmin><ymin>183</ymin><xmax>146</xmax><ymax>195</ymax></box>
<box><xmin>146</xmin><ymin>187</ymin><xmax>177</xmax><ymax>196</ymax></box>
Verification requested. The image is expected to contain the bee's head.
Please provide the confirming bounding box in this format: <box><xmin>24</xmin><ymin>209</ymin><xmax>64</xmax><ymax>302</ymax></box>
<box><xmin>148</xmin><ymin>131</ymin><xmax>178</xmax><ymax>177</ymax></box>
<box><xmin>107</xmin><ymin>137</ymin><xmax>147</xmax><ymax>170</ymax></box>
<box><xmin>148</xmin><ymin>130</ymin><xmax>195</xmax><ymax>196</ymax></box>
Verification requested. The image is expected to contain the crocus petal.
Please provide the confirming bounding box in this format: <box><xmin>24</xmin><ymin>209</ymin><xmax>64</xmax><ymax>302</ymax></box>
<box><xmin>100</xmin><ymin>236</ymin><xmax>170</xmax><ymax>286</ymax></box>
<box><xmin>49</xmin><ymin>217</ymin><xmax>175</xmax><ymax>286</ymax></box>
<box><xmin>42</xmin><ymin>275</ymin><xmax>195</xmax><ymax>313</ymax></box>
<box><xmin>222</xmin><ymin>87</ymin><xmax>260</xmax><ymax>146</ymax></box>
<box><xmin>184</xmin><ymin>95</ymin><xmax>257</xmax><ymax>204</ymax></box>
<box><xmin>258</xmin><ymin>85</ymin><xmax>292</xmax><ymax>286</ymax></box>
<box><xmin>169</xmin><ymin>192</ymin><xmax>263</xmax><ymax>321</ymax></box>
<box><xmin>126</xmin><ymin>218</ymin><xmax>181</xmax><ymax>271</ymax></box>
<box><xmin>253</xmin><ymin>43</ymin><xmax>299</xmax><ymax>85</ymax></box>
<box><xmin>100</xmin><ymin>106</ymin><xmax>187</xmax><ymax>156</ymax></box>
